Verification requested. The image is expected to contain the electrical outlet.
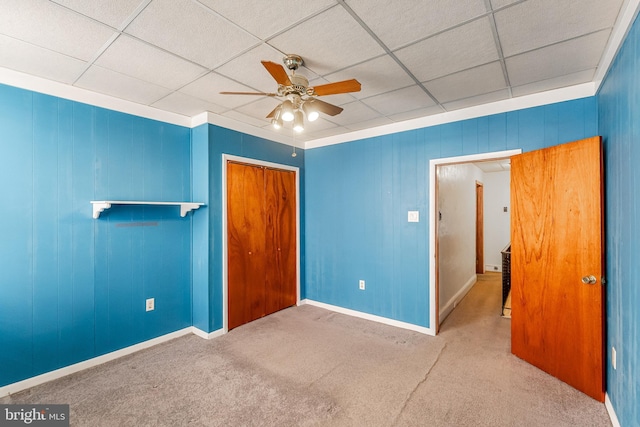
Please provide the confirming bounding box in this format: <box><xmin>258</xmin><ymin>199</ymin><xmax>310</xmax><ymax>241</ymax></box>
<box><xmin>612</xmin><ymin>346</ymin><xmax>617</xmax><ymax>370</ymax></box>
<box><xmin>146</xmin><ymin>298</ymin><xmax>155</xmax><ymax>312</ymax></box>
<box><xmin>359</xmin><ymin>280</ymin><xmax>365</xmax><ymax>290</ymax></box>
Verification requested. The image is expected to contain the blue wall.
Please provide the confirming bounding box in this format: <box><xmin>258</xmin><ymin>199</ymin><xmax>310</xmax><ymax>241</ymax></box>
<box><xmin>305</xmin><ymin>97</ymin><xmax>597</xmax><ymax>327</ymax></box>
<box><xmin>0</xmin><ymin>84</ymin><xmax>192</xmax><ymax>387</ymax></box>
<box><xmin>192</xmin><ymin>124</ymin><xmax>305</xmax><ymax>333</ymax></box>
<box><xmin>598</xmin><ymin>10</ymin><xmax>640</xmax><ymax>426</ymax></box>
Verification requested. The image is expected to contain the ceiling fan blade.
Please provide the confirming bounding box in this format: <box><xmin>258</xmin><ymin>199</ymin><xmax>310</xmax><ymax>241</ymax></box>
<box><xmin>261</xmin><ymin>61</ymin><xmax>292</xmax><ymax>86</ymax></box>
<box><xmin>219</xmin><ymin>91</ymin><xmax>278</xmax><ymax>96</ymax></box>
<box><xmin>312</xmin><ymin>79</ymin><xmax>361</xmax><ymax>96</ymax></box>
<box><xmin>309</xmin><ymin>98</ymin><xmax>344</xmax><ymax>116</ymax></box>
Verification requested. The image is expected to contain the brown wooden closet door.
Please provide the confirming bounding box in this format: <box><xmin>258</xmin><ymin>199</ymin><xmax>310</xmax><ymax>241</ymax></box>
<box><xmin>227</xmin><ymin>162</ymin><xmax>267</xmax><ymax>330</ymax></box>
<box><xmin>264</xmin><ymin>168</ymin><xmax>297</xmax><ymax>316</ymax></box>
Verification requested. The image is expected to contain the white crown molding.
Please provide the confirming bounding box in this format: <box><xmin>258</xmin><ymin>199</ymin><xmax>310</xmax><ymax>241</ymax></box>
<box><xmin>594</xmin><ymin>0</ymin><xmax>640</xmax><ymax>90</ymax></box>
<box><xmin>191</xmin><ymin>111</ymin><xmax>303</xmax><ymax>148</ymax></box>
<box><xmin>0</xmin><ymin>67</ymin><xmax>192</xmax><ymax>127</ymax></box>
<box><xmin>305</xmin><ymin>82</ymin><xmax>596</xmax><ymax>149</ymax></box>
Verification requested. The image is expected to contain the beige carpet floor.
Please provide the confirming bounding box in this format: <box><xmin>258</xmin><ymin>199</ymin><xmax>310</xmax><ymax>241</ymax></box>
<box><xmin>1</xmin><ymin>276</ymin><xmax>611</xmax><ymax>426</ymax></box>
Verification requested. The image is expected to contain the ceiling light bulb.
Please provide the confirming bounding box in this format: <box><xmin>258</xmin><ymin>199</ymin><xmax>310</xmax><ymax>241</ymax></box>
<box><xmin>281</xmin><ymin>100</ymin><xmax>294</xmax><ymax>122</ymax></box>
<box><xmin>271</xmin><ymin>117</ymin><xmax>282</xmax><ymax>129</ymax></box>
<box><xmin>302</xmin><ymin>101</ymin><xmax>319</xmax><ymax>122</ymax></box>
<box><xmin>307</xmin><ymin>110</ymin><xmax>319</xmax><ymax>122</ymax></box>
<box><xmin>293</xmin><ymin>110</ymin><xmax>304</xmax><ymax>133</ymax></box>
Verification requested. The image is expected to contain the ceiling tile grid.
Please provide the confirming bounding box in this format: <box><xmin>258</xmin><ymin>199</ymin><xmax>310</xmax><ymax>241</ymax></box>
<box><xmin>0</xmin><ymin>0</ymin><xmax>631</xmax><ymax>142</ymax></box>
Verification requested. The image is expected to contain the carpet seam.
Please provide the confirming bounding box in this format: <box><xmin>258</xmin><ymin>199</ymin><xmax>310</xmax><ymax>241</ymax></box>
<box><xmin>391</xmin><ymin>342</ymin><xmax>447</xmax><ymax>426</ymax></box>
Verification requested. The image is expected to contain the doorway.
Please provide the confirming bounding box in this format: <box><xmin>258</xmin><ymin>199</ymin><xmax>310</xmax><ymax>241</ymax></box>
<box><xmin>429</xmin><ymin>149</ymin><xmax>520</xmax><ymax>332</ymax></box>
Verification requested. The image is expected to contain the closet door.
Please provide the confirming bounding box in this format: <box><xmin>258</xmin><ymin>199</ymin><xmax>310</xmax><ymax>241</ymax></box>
<box><xmin>264</xmin><ymin>168</ymin><xmax>297</xmax><ymax>316</ymax></box>
<box><xmin>227</xmin><ymin>162</ymin><xmax>297</xmax><ymax>331</ymax></box>
<box><xmin>227</xmin><ymin>162</ymin><xmax>267</xmax><ymax>330</ymax></box>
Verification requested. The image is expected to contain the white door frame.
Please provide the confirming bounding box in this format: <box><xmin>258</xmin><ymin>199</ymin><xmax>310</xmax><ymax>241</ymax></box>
<box><xmin>429</xmin><ymin>149</ymin><xmax>521</xmax><ymax>333</ymax></box>
<box><xmin>222</xmin><ymin>154</ymin><xmax>301</xmax><ymax>333</ymax></box>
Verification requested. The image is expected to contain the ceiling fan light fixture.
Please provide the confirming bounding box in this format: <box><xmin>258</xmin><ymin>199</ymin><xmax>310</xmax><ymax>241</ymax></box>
<box><xmin>271</xmin><ymin>116</ymin><xmax>283</xmax><ymax>129</ymax></box>
<box><xmin>281</xmin><ymin>100</ymin><xmax>295</xmax><ymax>122</ymax></box>
<box><xmin>271</xmin><ymin>106</ymin><xmax>283</xmax><ymax>129</ymax></box>
<box><xmin>293</xmin><ymin>110</ymin><xmax>304</xmax><ymax>133</ymax></box>
<box><xmin>302</xmin><ymin>101</ymin><xmax>319</xmax><ymax>122</ymax></box>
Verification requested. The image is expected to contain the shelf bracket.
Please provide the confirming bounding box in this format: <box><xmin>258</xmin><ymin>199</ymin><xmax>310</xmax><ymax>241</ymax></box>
<box><xmin>180</xmin><ymin>203</ymin><xmax>202</xmax><ymax>217</ymax></box>
<box><xmin>92</xmin><ymin>202</ymin><xmax>111</xmax><ymax>219</ymax></box>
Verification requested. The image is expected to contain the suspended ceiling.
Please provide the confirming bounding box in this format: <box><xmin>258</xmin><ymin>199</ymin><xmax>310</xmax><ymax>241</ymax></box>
<box><xmin>0</xmin><ymin>0</ymin><xmax>635</xmax><ymax>146</ymax></box>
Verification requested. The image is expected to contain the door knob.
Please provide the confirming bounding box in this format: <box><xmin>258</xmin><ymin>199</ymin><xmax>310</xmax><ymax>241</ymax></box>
<box><xmin>581</xmin><ymin>275</ymin><xmax>597</xmax><ymax>285</ymax></box>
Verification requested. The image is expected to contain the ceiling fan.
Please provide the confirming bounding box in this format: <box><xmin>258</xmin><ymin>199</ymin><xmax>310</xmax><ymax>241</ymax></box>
<box><xmin>220</xmin><ymin>54</ymin><xmax>361</xmax><ymax>132</ymax></box>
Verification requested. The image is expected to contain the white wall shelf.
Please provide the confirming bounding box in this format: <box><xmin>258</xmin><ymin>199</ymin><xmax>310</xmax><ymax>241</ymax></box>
<box><xmin>90</xmin><ymin>201</ymin><xmax>204</xmax><ymax>219</ymax></box>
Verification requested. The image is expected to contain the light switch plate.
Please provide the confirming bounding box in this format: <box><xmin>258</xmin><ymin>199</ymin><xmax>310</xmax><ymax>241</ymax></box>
<box><xmin>408</xmin><ymin>211</ymin><xmax>419</xmax><ymax>222</ymax></box>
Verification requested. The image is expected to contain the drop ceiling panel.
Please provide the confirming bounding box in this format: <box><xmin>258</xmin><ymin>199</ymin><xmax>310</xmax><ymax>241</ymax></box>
<box><xmin>394</xmin><ymin>18</ymin><xmax>499</xmax><ymax>82</ymax></box>
<box><xmin>51</xmin><ymin>0</ymin><xmax>145</xmax><ymax>29</ymax></box>
<box><xmin>495</xmin><ymin>0</ymin><xmax>623</xmax><ymax>57</ymax></box>
<box><xmin>0</xmin><ymin>0</ymin><xmax>116</xmax><ymax>61</ymax></box>
<box><xmin>424</xmin><ymin>61</ymin><xmax>506</xmax><ymax>103</ymax></box>
<box><xmin>125</xmin><ymin>0</ymin><xmax>259</xmax><ymax>69</ymax></box>
<box><xmin>323</xmin><ymin>55</ymin><xmax>415</xmax><ymax>100</ymax></box>
<box><xmin>198</xmin><ymin>0</ymin><xmax>336</xmax><ymax>39</ymax></box>
<box><xmin>299</xmin><ymin>117</ymin><xmax>340</xmax><ymax>133</ymax></box>
<box><xmin>223</xmin><ymin>109</ymin><xmax>277</xmax><ymax>129</ymax></box>
<box><xmin>268</xmin><ymin>6</ymin><xmax>386</xmax><ymax>76</ymax></box>
<box><xmin>506</xmin><ymin>30</ymin><xmax>610</xmax><ymax>87</ymax></box>
<box><xmin>489</xmin><ymin>0</ymin><xmax>520</xmax><ymax>10</ymax></box>
<box><xmin>0</xmin><ymin>35</ymin><xmax>87</xmax><ymax>84</ymax></box>
<box><xmin>323</xmin><ymin>100</ymin><xmax>381</xmax><ymax>126</ymax></box>
<box><xmin>362</xmin><ymin>86</ymin><xmax>436</xmax><ymax>116</ymax></box>
<box><xmin>512</xmin><ymin>69</ymin><xmax>596</xmax><ymax>97</ymax></box>
<box><xmin>94</xmin><ymin>35</ymin><xmax>207</xmax><ymax>90</ymax></box>
<box><xmin>233</xmin><ymin>96</ymin><xmax>282</xmax><ymax>122</ymax></box>
<box><xmin>179</xmin><ymin>73</ymin><xmax>258</xmax><ymax>109</ymax></box>
<box><xmin>345</xmin><ymin>0</ymin><xmax>487</xmax><ymax>50</ymax></box>
<box><xmin>388</xmin><ymin>105</ymin><xmax>444</xmax><ymax>122</ymax></box>
<box><xmin>305</xmin><ymin>126</ymin><xmax>351</xmax><ymax>140</ymax></box>
<box><xmin>152</xmin><ymin>91</ymin><xmax>226</xmax><ymax>116</ymax></box>
<box><xmin>76</xmin><ymin>65</ymin><xmax>171</xmax><ymax>104</ymax></box>
<box><xmin>345</xmin><ymin>116</ymin><xmax>394</xmax><ymax>131</ymax></box>
<box><xmin>443</xmin><ymin>89</ymin><xmax>510</xmax><ymax>111</ymax></box>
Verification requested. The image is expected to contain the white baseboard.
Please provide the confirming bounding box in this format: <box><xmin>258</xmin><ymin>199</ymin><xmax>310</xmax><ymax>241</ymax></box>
<box><xmin>0</xmin><ymin>327</ymin><xmax>201</xmax><ymax>397</ymax></box>
<box><xmin>300</xmin><ymin>299</ymin><xmax>435</xmax><ymax>336</ymax></box>
<box><xmin>439</xmin><ymin>275</ymin><xmax>477</xmax><ymax>323</ymax></box>
<box><xmin>605</xmin><ymin>393</ymin><xmax>621</xmax><ymax>427</ymax></box>
<box><xmin>191</xmin><ymin>327</ymin><xmax>225</xmax><ymax>340</ymax></box>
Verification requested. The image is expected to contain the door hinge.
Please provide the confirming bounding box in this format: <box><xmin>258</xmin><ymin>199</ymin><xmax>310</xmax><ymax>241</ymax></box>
<box><xmin>601</xmin><ymin>277</ymin><xmax>606</xmax><ymax>285</ymax></box>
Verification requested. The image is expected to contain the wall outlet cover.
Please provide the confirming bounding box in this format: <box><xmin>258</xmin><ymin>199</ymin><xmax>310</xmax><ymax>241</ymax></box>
<box><xmin>408</xmin><ymin>211</ymin><xmax>419</xmax><ymax>222</ymax></box>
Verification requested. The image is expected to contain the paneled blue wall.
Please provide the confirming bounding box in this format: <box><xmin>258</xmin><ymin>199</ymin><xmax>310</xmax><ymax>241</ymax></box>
<box><xmin>0</xmin><ymin>84</ymin><xmax>192</xmax><ymax>387</ymax></box>
<box><xmin>305</xmin><ymin>97</ymin><xmax>597</xmax><ymax>327</ymax></box>
<box><xmin>192</xmin><ymin>124</ymin><xmax>305</xmax><ymax>333</ymax></box>
<box><xmin>598</xmin><ymin>10</ymin><xmax>640</xmax><ymax>426</ymax></box>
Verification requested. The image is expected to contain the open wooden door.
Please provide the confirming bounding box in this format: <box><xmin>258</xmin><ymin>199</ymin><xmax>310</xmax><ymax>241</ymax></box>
<box><xmin>476</xmin><ymin>181</ymin><xmax>484</xmax><ymax>274</ymax></box>
<box><xmin>510</xmin><ymin>136</ymin><xmax>604</xmax><ymax>402</ymax></box>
